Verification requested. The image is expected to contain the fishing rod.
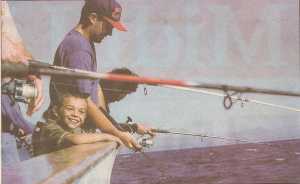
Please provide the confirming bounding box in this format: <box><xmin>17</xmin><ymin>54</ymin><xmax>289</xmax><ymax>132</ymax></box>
<box><xmin>138</xmin><ymin>122</ymin><xmax>298</xmax><ymax>149</ymax></box>
<box><xmin>139</xmin><ymin>127</ymin><xmax>285</xmax><ymax>149</ymax></box>
<box><xmin>2</xmin><ymin>60</ymin><xmax>300</xmax><ymax>97</ymax></box>
<box><xmin>160</xmin><ymin>85</ymin><xmax>300</xmax><ymax>112</ymax></box>
<box><xmin>124</xmin><ymin>117</ymin><xmax>248</xmax><ymax>147</ymax></box>
<box><xmin>151</xmin><ymin>128</ymin><xmax>249</xmax><ymax>143</ymax></box>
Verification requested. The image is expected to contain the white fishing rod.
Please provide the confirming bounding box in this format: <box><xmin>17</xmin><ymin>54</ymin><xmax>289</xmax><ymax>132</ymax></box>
<box><xmin>159</xmin><ymin>85</ymin><xmax>300</xmax><ymax>112</ymax></box>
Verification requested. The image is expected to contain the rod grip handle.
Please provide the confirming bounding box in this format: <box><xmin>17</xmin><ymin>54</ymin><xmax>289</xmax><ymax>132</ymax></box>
<box><xmin>1</xmin><ymin>61</ymin><xmax>29</xmax><ymax>78</ymax></box>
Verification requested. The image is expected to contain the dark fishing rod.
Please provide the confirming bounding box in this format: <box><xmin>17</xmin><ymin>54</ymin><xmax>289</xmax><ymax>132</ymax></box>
<box><xmin>2</xmin><ymin>60</ymin><xmax>300</xmax><ymax>97</ymax></box>
<box><xmin>151</xmin><ymin>128</ymin><xmax>249</xmax><ymax>143</ymax></box>
<box><xmin>124</xmin><ymin>116</ymin><xmax>247</xmax><ymax>144</ymax></box>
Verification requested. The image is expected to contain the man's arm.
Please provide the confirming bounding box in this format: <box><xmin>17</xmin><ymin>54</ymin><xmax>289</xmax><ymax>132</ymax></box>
<box><xmin>98</xmin><ymin>107</ymin><xmax>154</xmax><ymax>136</ymax></box>
<box><xmin>87</xmin><ymin>98</ymin><xmax>142</xmax><ymax>150</ymax></box>
<box><xmin>97</xmin><ymin>84</ymin><xmax>107</xmax><ymax>111</ymax></box>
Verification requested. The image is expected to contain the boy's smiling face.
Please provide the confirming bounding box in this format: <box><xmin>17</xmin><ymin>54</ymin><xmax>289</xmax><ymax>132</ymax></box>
<box><xmin>59</xmin><ymin>96</ymin><xmax>87</xmax><ymax>129</ymax></box>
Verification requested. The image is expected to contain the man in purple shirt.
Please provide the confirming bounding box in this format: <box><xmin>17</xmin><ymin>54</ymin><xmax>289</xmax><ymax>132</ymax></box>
<box><xmin>49</xmin><ymin>0</ymin><xmax>143</xmax><ymax>150</ymax></box>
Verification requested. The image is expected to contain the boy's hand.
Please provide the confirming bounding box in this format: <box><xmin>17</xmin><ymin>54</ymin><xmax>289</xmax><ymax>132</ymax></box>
<box><xmin>118</xmin><ymin>131</ymin><xmax>142</xmax><ymax>151</ymax></box>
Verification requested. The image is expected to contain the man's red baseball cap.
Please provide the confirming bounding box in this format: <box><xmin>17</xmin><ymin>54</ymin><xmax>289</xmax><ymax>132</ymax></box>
<box><xmin>84</xmin><ymin>0</ymin><xmax>127</xmax><ymax>32</ymax></box>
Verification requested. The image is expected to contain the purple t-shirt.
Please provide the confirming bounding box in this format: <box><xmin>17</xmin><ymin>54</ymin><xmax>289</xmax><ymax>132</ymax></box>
<box><xmin>50</xmin><ymin>30</ymin><xmax>99</xmax><ymax>105</ymax></box>
<box><xmin>1</xmin><ymin>94</ymin><xmax>33</xmax><ymax>134</ymax></box>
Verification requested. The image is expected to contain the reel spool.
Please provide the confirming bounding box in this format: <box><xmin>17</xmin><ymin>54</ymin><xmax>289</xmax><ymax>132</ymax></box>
<box><xmin>2</xmin><ymin>79</ymin><xmax>38</xmax><ymax>103</ymax></box>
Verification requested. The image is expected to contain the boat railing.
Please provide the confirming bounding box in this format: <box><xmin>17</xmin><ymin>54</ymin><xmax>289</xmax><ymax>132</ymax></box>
<box><xmin>2</xmin><ymin>141</ymin><xmax>119</xmax><ymax>184</ymax></box>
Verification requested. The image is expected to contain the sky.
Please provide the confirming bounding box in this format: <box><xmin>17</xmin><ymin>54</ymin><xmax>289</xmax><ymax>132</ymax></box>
<box><xmin>7</xmin><ymin>0</ymin><xmax>300</xmax><ymax>152</ymax></box>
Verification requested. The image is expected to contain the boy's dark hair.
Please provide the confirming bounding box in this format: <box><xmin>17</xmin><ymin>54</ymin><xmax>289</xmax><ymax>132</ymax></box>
<box><xmin>99</xmin><ymin>68</ymin><xmax>138</xmax><ymax>103</ymax></box>
<box><xmin>43</xmin><ymin>92</ymin><xmax>87</xmax><ymax>120</ymax></box>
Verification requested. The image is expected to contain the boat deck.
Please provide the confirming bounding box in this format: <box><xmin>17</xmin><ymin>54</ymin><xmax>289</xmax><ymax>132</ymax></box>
<box><xmin>112</xmin><ymin>139</ymin><xmax>300</xmax><ymax>184</ymax></box>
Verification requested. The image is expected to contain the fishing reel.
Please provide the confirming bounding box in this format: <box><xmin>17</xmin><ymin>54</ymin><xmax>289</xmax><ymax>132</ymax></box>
<box><xmin>126</xmin><ymin>116</ymin><xmax>154</xmax><ymax>148</ymax></box>
<box><xmin>1</xmin><ymin>79</ymin><xmax>38</xmax><ymax>104</ymax></box>
<box><xmin>138</xmin><ymin>135</ymin><xmax>154</xmax><ymax>148</ymax></box>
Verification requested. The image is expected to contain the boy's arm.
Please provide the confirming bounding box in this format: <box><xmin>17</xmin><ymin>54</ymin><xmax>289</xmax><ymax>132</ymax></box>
<box><xmin>64</xmin><ymin>133</ymin><xmax>122</xmax><ymax>145</ymax></box>
<box><xmin>87</xmin><ymin>98</ymin><xmax>142</xmax><ymax>150</ymax></box>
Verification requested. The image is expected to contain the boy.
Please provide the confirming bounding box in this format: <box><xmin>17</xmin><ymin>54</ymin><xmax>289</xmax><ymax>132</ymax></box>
<box><xmin>32</xmin><ymin>93</ymin><xmax>122</xmax><ymax>156</ymax></box>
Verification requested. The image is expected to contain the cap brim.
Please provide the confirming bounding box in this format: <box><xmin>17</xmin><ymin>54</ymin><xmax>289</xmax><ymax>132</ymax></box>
<box><xmin>103</xmin><ymin>16</ymin><xmax>127</xmax><ymax>32</ymax></box>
